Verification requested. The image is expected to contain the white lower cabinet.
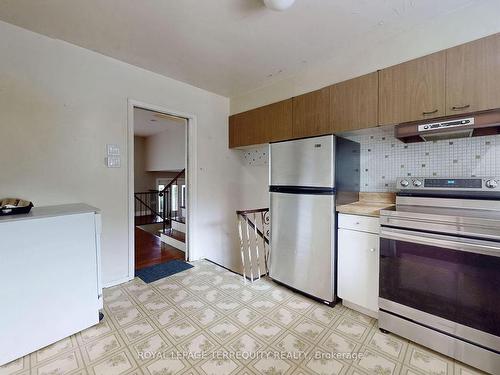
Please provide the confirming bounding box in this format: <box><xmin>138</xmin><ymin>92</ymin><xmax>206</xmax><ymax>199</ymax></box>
<box><xmin>338</xmin><ymin>213</ymin><xmax>379</xmax><ymax>317</ymax></box>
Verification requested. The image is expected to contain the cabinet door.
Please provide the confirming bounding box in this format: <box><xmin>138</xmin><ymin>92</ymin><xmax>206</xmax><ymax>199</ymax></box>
<box><xmin>229</xmin><ymin>99</ymin><xmax>292</xmax><ymax>148</ymax></box>
<box><xmin>379</xmin><ymin>51</ymin><xmax>446</xmax><ymax>125</ymax></box>
<box><xmin>446</xmin><ymin>33</ymin><xmax>500</xmax><ymax>115</ymax></box>
<box><xmin>292</xmin><ymin>87</ymin><xmax>331</xmax><ymax>138</ymax></box>
<box><xmin>338</xmin><ymin>228</ymin><xmax>379</xmax><ymax>312</ymax></box>
<box><xmin>268</xmin><ymin>99</ymin><xmax>293</xmax><ymax>142</ymax></box>
<box><xmin>330</xmin><ymin>72</ymin><xmax>378</xmax><ymax>132</ymax></box>
<box><xmin>229</xmin><ymin>110</ymin><xmax>264</xmax><ymax>148</ymax></box>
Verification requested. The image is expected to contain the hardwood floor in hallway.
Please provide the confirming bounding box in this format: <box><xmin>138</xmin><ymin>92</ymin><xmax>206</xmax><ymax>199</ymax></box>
<box><xmin>134</xmin><ymin>227</ymin><xmax>185</xmax><ymax>271</ymax></box>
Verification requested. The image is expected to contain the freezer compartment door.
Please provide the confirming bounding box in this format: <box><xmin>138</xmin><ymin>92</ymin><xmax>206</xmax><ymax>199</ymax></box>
<box><xmin>270</xmin><ymin>135</ymin><xmax>334</xmax><ymax>187</ymax></box>
<box><xmin>269</xmin><ymin>192</ymin><xmax>335</xmax><ymax>302</ymax></box>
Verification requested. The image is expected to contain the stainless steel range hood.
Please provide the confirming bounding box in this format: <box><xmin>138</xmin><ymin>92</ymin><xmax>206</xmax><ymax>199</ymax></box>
<box><xmin>395</xmin><ymin>109</ymin><xmax>500</xmax><ymax>143</ymax></box>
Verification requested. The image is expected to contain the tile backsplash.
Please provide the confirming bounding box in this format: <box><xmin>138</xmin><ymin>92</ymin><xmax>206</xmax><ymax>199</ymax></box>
<box><xmin>343</xmin><ymin>126</ymin><xmax>500</xmax><ymax>192</ymax></box>
<box><xmin>239</xmin><ymin>128</ymin><xmax>500</xmax><ymax>192</ymax></box>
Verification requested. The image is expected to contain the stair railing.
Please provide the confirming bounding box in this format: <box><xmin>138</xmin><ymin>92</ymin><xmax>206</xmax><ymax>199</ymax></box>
<box><xmin>134</xmin><ymin>169</ymin><xmax>186</xmax><ymax>231</ymax></box>
<box><xmin>236</xmin><ymin>208</ymin><xmax>270</xmax><ymax>282</ymax></box>
<box><xmin>161</xmin><ymin>169</ymin><xmax>186</xmax><ymax>234</ymax></box>
<box><xmin>134</xmin><ymin>191</ymin><xmax>163</xmax><ymax>225</ymax></box>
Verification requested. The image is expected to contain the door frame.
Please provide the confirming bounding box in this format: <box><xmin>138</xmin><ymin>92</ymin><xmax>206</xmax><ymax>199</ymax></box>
<box><xmin>127</xmin><ymin>99</ymin><xmax>197</xmax><ymax>279</ymax></box>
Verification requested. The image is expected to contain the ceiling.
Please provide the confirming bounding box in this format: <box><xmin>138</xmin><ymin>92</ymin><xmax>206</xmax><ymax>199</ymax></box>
<box><xmin>134</xmin><ymin>108</ymin><xmax>186</xmax><ymax>137</ymax></box>
<box><xmin>0</xmin><ymin>0</ymin><xmax>481</xmax><ymax>97</ymax></box>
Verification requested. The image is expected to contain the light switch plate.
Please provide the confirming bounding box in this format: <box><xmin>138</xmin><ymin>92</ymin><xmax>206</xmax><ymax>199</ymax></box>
<box><xmin>106</xmin><ymin>156</ymin><xmax>121</xmax><ymax>168</ymax></box>
<box><xmin>106</xmin><ymin>144</ymin><xmax>120</xmax><ymax>156</ymax></box>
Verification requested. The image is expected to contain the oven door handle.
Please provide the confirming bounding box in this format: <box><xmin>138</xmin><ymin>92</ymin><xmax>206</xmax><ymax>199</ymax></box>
<box><xmin>380</xmin><ymin>227</ymin><xmax>500</xmax><ymax>257</ymax></box>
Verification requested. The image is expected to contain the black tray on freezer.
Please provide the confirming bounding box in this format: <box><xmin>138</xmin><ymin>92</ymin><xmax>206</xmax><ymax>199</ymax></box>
<box><xmin>0</xmin><ymin>198</ymin><xmax>33</xmax><ymax>216</ymax></box>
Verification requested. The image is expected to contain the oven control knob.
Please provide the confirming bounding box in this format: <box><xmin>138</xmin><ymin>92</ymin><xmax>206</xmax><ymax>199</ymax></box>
<box><xmin>400</xmin><ymin>179</ymin><xmax>409</xmax><ymax>187</ymax></box>
<box><xmin>485</xmin><ymin>179</ymin><xmax>498</xmax><ymax>189</ymax></box>
<box><xmin>413</xmin><ymin>179</ymin><xmax>422</xmax><ymax>187</ymax></box>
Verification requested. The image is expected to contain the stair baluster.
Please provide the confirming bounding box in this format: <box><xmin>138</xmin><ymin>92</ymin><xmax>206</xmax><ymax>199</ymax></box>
<box><xmin>237</xmin><ymin>216</ymin><xmax>247</xmax><ymax>282</ymax></box>
<box><xmin>236</xmin><ymin>208</ymin><xmax>270</xmax><ymax>282</ymax></box>
<box><xmin>253</xmin><ymin>213</ymin><xmax>262</xmax><ymax>280</ymax></box>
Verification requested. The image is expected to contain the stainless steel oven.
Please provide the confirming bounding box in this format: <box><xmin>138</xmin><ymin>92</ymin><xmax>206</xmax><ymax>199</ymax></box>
<box><xmin>379</xmin><ymin>177</ymin><xmax>500</xmax><ymax>374</ymax></box>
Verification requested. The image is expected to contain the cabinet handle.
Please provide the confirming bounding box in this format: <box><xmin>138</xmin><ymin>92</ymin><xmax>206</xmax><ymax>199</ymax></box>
<box><xmin>369</xmin><ymin>248</ymin><xmax>375</xmax><ymax>252</ymax></box>
<box><xmin>422</xmin><ymin>109</ymin><xmax>438</xmax><ymax>115</ymax></box>
<box><xmin>451</xmin><ymin>104</ymin><xmax>470</xmax><ymax>111</ymax></box>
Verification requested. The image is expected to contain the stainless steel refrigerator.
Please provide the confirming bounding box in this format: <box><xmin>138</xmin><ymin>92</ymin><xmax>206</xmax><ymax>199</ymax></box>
<box><xmin>269</xmin><ymin>135</ymin><xmax>360</xmax><ymax>304</ymax></box>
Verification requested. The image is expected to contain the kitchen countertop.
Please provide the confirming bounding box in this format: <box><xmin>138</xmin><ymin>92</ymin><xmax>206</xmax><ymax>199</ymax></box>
<box><xmin>337</xmin><ymin>192</ymin><xmax>395</xmax><ymax>217</ymax></box>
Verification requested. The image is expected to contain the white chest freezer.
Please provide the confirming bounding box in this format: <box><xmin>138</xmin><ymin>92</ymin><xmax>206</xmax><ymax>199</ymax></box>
<box><xmin>0</xmin><ymin>204</ymin><xmax>102</xmax><ymax>366</ymax></box>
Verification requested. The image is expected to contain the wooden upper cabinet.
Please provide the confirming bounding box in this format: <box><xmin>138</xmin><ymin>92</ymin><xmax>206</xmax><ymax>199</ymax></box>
<box><xmin>378</xmin><ymin>51</ymin><xmax>446</xmax><ymax>125</ymax></box>
<box><xmin>268</xmin><ymin>99</ymin><xmax>293</xmax><ymax>142</ymax></box>
<box><xmin>330</xmin><ymin>72</ymin><xmax>378</xmax><ymax>132</ymax></box>
<box><xmin>446</xmin><ymin>33</ymin><xmax>500</xmax><ymax>115</ymax></box>
<box><xmin>292</xmin><ymin>87</ymin><xmax>331</xmax><ymax>138</ymax></box>
<box><xmin>228</xmin><ymin>99</ymin><xmax>292</xmax><ymax>148</ymax></box>
<box><xmin>229</xmin><ymin>33</ymin><xmax>500</xmax><ymax>148</ymax></box>
<box><xmin>229</xmin><ymin>110</ymin><xmax>262</xmax><ymax>148</ymax></box>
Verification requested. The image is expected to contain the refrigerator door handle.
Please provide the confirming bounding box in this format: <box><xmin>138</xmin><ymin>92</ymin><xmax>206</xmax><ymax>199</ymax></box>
<box><xmin>269</xmin><ymin>185</ymin><xmax>336</xmax><ymax>195</ymax></box>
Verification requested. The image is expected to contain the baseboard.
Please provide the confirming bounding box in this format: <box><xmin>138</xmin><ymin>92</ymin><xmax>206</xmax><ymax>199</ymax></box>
<box><xmin>204</xmin><ymin>258</ymin><xmax>267</xmax><ymax>280</ymax></box>
<box><xmin>103</xmin><ymin>275</ymin><xmax>134</xmax><ymax>288</ymax></box>
<box><xmin>342</xmin><ymin>300</ymin><xmax>378</xmax><ymax>319</ymax></box>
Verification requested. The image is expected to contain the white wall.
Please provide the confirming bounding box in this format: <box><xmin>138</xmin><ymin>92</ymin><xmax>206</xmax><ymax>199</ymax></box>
<box><xmin>0</xmin><ymin>21</ymin><xmax>263</xmax><ymax>285</ymax></box>
<box><xmin>238</xmin><ymin>146</ymin><xmax>270</xmax><ymax>210</ymax></box>
<box><xmin>145</xmin><ymin>126</ymin><xmax>186</xmax><ymax>172</ymax></box>
<box><xmin>217</xmin><ymin>148</ymin><xmax>269</xmax><ymax>274</ymax></box>
<box><xmin>230</xmin><ymin>1</ymin><xmax>500</xmax><ymax>114</ymax></box>
<box><xmin>134</xmin><ymin>136</ymin><xmax>154</xmax><ymax>192</ymax></box>
<box><xmin>135</xmin><ymin>135</ymin><xmax>187</xmax><ymax>192</ymax></box>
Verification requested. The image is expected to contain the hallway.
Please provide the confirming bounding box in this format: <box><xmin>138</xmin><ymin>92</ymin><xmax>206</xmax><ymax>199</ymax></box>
<box><xmin>134</xmin><ymin>227</ymin><xmax>185</xmax><ymax>271</ymax></box>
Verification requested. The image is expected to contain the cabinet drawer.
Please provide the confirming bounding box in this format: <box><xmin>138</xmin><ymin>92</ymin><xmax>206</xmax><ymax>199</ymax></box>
<box><xmin>338</xmin><ymin>213</ymin><xmax>379</xmax><ymax>234</ymax></box>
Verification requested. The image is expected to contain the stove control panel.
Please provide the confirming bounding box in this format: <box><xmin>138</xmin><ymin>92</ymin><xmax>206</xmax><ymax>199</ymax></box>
<box><xmin>397</xmin><ymin>177</ymin><xmax>500</xmax><ymax>191</ymax></box>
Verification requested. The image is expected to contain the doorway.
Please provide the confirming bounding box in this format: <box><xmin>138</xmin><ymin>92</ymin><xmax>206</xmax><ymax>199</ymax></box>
<box><xmin>128</xmin><ymin>102</ymin><xmax>190</xmax><ymax>274</ymax></box>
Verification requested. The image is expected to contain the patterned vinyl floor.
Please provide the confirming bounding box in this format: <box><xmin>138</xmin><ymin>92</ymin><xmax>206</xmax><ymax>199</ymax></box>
<box><xmin>0</xmin><ymin>260</ymin><xmax>487</xmax><ymax>375</ymax></box>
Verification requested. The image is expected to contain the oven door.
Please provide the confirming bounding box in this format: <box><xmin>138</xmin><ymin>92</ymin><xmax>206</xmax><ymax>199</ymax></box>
<box><xmin>379</xmin><ymin>226</ymin><xmax>500</xmax><ymax>348</ymax></box>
